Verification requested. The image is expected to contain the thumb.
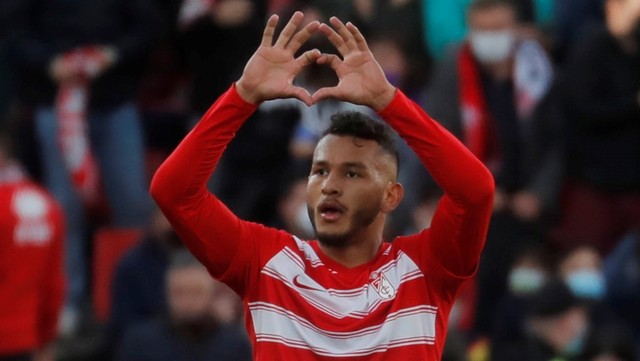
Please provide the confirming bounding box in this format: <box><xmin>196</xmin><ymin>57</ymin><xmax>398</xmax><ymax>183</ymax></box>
<box><xmin>312</xmin><ymin>86</ymin><xmax>341</xmax><ymax>103</ymax></box>
<box><xmin>288</xmin><ymin>85</ymin><xmax>314</xmax><ymax>106</ymax></box>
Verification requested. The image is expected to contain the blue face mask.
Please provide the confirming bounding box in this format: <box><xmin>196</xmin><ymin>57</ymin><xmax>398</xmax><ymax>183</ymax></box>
<box><xmin>508</xmin><ymin>268</ymin><xmax>545</xmax><ymax>295</ymax></box>
<box><xmin>565</xmin><ymin>270</ymin><xmax>606</xmax><ymax>300</ymax></box>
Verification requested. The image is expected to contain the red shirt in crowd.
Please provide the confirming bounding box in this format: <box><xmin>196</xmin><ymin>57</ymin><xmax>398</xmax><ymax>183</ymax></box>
<box><xmin>151</xmin><ymin>85</ymin><xmax>494</xmax><ymax>360</ymax></box>
<box><xmin>0</xmin><ymin>165</ymin><xmax>65</xmax><ymax>355</ymax></box>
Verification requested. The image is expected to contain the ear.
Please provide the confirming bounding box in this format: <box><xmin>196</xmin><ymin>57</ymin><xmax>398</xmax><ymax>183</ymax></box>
<box><xmin>381</xmin><ymin>182</ymin><xmax>404</xmax><ymax>214</ymax></box>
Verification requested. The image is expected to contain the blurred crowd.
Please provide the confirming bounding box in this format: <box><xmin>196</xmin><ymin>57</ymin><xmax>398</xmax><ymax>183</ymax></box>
<box><xmin>0</xmin><ymin>0</ymin><xmax>639</xmax><ymax>360</ymax></box>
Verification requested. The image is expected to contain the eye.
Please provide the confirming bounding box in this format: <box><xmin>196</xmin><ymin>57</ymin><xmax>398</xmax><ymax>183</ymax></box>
<box><xmin>346</xmin><ymin>171</ymin><xmax>359</xmax><ymax>178</ymax></box>
<box><xmin>312</xmin><ymin>168</ymin><xmax>328</xmax><ymax>176</ymax></box>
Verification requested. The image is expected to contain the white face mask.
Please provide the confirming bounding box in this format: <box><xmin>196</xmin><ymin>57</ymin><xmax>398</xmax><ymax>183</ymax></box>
<box><xmin>469</xmin><ymin>30</ymin><xmax>515</xmax><ymax>63</ymax></box>
<box><xmin>508</xmin><ymin>267</ymin><xmax>546</xmax><ymax>295</ymax></box>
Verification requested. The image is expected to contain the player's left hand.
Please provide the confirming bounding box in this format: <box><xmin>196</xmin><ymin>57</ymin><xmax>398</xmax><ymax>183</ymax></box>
<box><xmin>236</xmin><ymin>11</ymin><xmax>321</xmax><ymax>106</ymax></box>
<box><xmin>312</xmin><ymin>17</ymin><xmax>396</xmax><ymax>111</ymax></box>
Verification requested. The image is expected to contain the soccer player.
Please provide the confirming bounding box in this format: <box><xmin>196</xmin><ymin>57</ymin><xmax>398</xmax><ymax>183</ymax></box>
<box><xmin>151</xmin><ymin>11</ymin><xmax>494</xmax><ymax>360</ymax></box>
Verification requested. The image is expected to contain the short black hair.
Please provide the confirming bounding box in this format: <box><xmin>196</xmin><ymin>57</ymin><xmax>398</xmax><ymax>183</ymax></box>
<box><xmin>322</xmin><ymin>111</ymin><xmax>400</xmax><ymax>173</ymax></box>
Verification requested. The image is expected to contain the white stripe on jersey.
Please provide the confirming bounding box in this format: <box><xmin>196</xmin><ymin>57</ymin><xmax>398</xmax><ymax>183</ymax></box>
<box><xmin>249</xmin><ymin>302</ymin><xmax>437</xmax><ymax>357</ymax></box>
<box><xmin>260</xmin><ymin>241</ymin><xmax>426</xmax><ymax>319</ymax></box>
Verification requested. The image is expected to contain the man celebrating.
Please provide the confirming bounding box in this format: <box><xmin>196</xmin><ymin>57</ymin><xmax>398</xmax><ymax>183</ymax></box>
<box><xmin>151</xmin><ymin>12</ymin><xmax>494</xmax><ymax>360</ymax></box>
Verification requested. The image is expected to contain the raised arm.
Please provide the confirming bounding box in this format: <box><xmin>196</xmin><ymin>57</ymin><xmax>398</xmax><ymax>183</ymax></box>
<box><xmin>150</xmin><ymin>12</ymin><xmax>320</xmax><ymax>287</ymax></box>
<box><xmin>314</xmin><ymin>17</ymin><xmax>494</xmax><ymax>277</ymax></box>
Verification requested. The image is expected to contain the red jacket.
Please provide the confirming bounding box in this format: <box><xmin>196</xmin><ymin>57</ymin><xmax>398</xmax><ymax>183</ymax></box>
<box><xmin>0</xmin><ymin>170</ymin><xmax>65</xmax><ymax>355</ymax></box>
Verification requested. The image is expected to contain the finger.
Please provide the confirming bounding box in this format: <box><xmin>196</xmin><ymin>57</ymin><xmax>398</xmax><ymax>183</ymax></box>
<box><xmin>346</xmin><ymin>22</ymin><xmax>369</xmax><ymax>51</ymax></box>
<box><xmin>286</xmin><ymin>20</ymin><xmax>320</xmax><ymax>53</ymax></box>
<box><xmin>329</xmin><ymin>17</ymin><xmax>357</xmax><ymax>51</ymax></box>
<box><xmin>261</xmin><ymin>14</ymin><xmax>279</xmax><ymax>47</ymax></box>
<box><xmin>312</xmin><ymin>86</ymin><xmax>340</xmax><ymax>103</ymax></box>
<box><xmin>295</xmin><ymin>49</ymin><xmax>321</xmax><ymax>67</ymax></box>
<box><xmin>319</xmin><ymin>23</ymin><xmax>350</xmax><ymax>56</ymax></box>
<box><xmin>274</xmin><ymin>11</ymin><xmax>304</xmax><ymax>48</ymax></box>
<box><xmin>289</xmin><ymin>86</ymin><xmax>314</xmax><ymax>106</ymax></box>
<box><xmin>316</xmin><ymin>53</ymin><xmax>342</xmax><ymax>70</ymax></box>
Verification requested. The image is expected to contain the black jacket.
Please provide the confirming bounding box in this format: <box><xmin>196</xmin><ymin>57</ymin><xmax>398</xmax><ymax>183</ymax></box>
<box><xmin>563</xmin><ymin>25</ymin><xmax>640</xmax><ymax>192</ymax></box>
<box><xmin>9</xmin><ymin>0</ymin><xmax>158</xmax><ymax>109</ymax></box>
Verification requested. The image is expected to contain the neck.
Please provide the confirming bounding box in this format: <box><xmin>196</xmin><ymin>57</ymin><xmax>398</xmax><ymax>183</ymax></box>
<box><xmin>481</xmin><ymin>59</ymin><xmax>512</xmax><ymax>81</ymax></box>
<box><xmin>319</xmin><ymin>237</ymin><xmax>383</xmax><ymax>268</ymax></box>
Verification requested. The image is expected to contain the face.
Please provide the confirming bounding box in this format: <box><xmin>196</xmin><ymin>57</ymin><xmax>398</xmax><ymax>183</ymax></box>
<box><xmin>307</xmin><ymin>135</ymin><xmax>399</xmax><ymax>248</ymax></box>
<box><xmin>468</xmin><ymin>4</ymin><xmax>518</xmax><ymax>33</ymax></box>
<box><xmin>167</xmin><ymin>265</ymin><xmax>216</xmax><ymax>325</ymax></box>
<box><xmin>559</xmin><ymin>246</ymin><xmax>601</xmax><ymax>277</ymax></box>
<box><xmin>606</xmin><ymin>0</ymin><xmax>640</xmax><ymax>37</ymax></box>
<box><xmin>467</xmin><ymin>5</ymin><xmax>518</xmax><ymax>63</ymax></box>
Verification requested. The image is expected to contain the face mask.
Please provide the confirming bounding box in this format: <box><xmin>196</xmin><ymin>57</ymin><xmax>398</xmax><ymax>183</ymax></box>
<box><xmin>565</xmin><ymin>270</ymin><xmax>606</xmax><ymax>300</ymax></box>
<box><xmin>508</xmin><ymin>267</ymin><xmax>545</xmax><ymax>295</ymax></box>
<box><xmin>469</xmin><ymin>30</ymin><xmax>515</xmax><ymax>63</ymax></box>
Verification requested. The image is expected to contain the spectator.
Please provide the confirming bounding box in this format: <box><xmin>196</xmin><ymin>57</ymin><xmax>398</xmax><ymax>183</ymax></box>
<box><xmin>179</xmin><ymin>0</ymin><xmax>268</xmax><ymax>120</ymax></box>
<box><xmin>421</xmin><ymin>0</ymin><xmax>554</xmax><ymax>60</ymax></box>
<box><xmin>557</xmin><ymin>245</ymin><xmax>607</xmax><ymax>302</ymax></box>
<box><xmin>9</xmin><ymin>0</ymin><xmax>157</xmax><ymax>333</ymax></box>
<box><xmin>581</xmin><ymin>324</ymin><xmax>638</xmax><ymax>361</ymax></box>
<box><xmin>273</xmin><ymin>161</ymin><xmax>316</xmax><ymax>240</ymax></box>
<box><xmin>603</xmin><ymin>230</ymin><xmax>640</xmax><ymax>342</ymax></box>
<box><xmin>116</xmin><ymin>250</ymin><xmax>251</xmax><ymax>361</ymax></box>
<box><xmin>552</xmin><ymin>0</ymin><xmax>604</xmax><ymax>63</ymax></box>
<box><xmin>109</xmin><ymin>207</ymin><xmax>184</xmax><ymax>350</ymax></box>
<box><xmin>556</xmin><ymin>245</ymin><xmax>633</xmax><ymax>338</ymax></box>
<box><xmin>553</xmin><ymin>0</ymin><xmax>640</xmax><ymax>255</ymax></box>
<box><xmin>520</xmin><ymin>279</ymin><xmax>589</xmax><ymax>361</ymax></box>
<box><xmin>491</xmin><ymin>241</ymin><xmax>551</xmax><ymax>361</ymax></box>
<box><xmin>525</xmin><ymin>279</ymin><xmax>590</xmax><ymax>360</ymax></box>
<box><xmin>424</xmin><ymin>0</ymin><xmax>563</xmax><ymax>335</ymax></box>
<box><xmin>0</xmin><ymin>131</ymin><xmax>65</xmax><ymax>361</ymax></box>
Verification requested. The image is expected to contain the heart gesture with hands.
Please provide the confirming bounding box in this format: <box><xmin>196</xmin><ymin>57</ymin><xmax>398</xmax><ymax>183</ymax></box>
<box><xmin>236</xmin><ymin>12</ymin><xmax>397</xmax><ymax>111</ymax></box>
<box><xmin>313</xmin><ymin>17</ymin><xmax>396</xmax><ymax>111</ymax></box>
<box><xmin>236</xmin><ymin>12</ymin><xmax>321</xmax><ymax>106</ymax></box>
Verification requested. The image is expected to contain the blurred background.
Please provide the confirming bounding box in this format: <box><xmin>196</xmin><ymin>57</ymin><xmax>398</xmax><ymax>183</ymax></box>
<box><xmin>0</xmin><ymin>0</ymin><xmax>639</xmax><ymax>360</ymax></box>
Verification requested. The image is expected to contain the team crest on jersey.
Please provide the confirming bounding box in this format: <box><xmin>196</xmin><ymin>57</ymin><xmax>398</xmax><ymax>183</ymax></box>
<box><xmin>369</xmin><ymin>271</ymin><xmax>396</xmax><ymax>299</ymax></box>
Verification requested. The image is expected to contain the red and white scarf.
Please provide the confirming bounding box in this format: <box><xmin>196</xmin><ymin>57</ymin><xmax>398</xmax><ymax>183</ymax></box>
<box><xmin>458</xmin><ymin>43</ymin><xmax>498</xmax><ymax>166</ymax></box>
<box><xmin>55</xmin><ymin>47</ymin><xmax>107</xmax><ymax>208</ymax></box>
<box><xmin>458</xmin><ymin>39</ymin><xmax>552</xmax><ymax>168</ymax></box>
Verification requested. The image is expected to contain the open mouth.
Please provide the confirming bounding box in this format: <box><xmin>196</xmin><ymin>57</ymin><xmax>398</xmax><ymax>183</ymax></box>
<box><xmin>317</xmin><ymin>201</ymin><xmax>346</xmax><ymax>222</ymax></box>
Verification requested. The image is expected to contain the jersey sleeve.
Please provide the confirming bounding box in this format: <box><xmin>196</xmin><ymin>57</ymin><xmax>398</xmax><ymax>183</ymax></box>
<box><xmin>150</xmin><ymin>85</ymin><xmax>291</xmax><ymax>295</ymax></box>
<box><xmin>379</xmin><ymin>90</ymin><xmax>494</xmax><ymax>282</ymax></box>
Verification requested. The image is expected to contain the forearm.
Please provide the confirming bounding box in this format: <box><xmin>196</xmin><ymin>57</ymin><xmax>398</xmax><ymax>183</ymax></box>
<box><xmin>379</xmin><ymin>90</ymin><xmax>494</xmax><ymax>276</ymax></box>
<box><xmin>150</xmin><ymin>84</ymin><xmax>257</xmax><ymax>274</ymax></box>
<box><xmin>379</xmin><ymin>90</ymin><xmax>494</xmax><ymax>205</ymax></box>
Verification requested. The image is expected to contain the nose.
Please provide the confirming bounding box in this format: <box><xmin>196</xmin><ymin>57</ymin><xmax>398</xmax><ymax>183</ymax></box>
<box><xmin>321</xmin><ymin>172</ymin><xmax>342</xmax><ymax>196</ymax></box>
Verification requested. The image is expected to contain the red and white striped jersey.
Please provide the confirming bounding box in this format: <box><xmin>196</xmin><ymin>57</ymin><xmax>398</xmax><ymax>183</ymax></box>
<box><xmin>151</xmin><ymin>85</ymin><xmax>494</xmax><ymax>360</ymax></box>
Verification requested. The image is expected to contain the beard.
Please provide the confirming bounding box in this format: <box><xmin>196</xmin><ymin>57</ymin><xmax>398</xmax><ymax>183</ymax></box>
<box><xmin>308</xmin><ymin>201</ymin><xmax>381</xmax><ymax>249</ymax></box>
